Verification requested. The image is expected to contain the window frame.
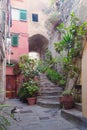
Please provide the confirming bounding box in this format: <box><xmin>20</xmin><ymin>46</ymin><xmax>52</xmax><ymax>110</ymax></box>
<box><xmin>11</xmin><ymin>34</ymin><xmax>19</xmax><ymax>47</ymax></box>
<box><xmin>32</xmin><ymin>13</ymin><xmax>38</xmax><ymax>22</ymax></box>
<box><xmin>20</xmin><ymin>9</ymin><xmax>27</xmax><ymax>21</ymax></box>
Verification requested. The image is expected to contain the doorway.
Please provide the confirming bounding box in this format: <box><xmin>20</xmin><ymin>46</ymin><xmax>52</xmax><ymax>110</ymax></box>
<box><xmin>6</xmin><ymin>75</ymin><xmax>17</xmax><ymax>98</ymax></box>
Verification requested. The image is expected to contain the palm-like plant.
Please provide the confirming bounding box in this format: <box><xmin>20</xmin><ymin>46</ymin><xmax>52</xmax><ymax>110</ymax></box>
<box><xmin>54</xmin><ymin>12</ymin><xmax>87</xmax><ymax>88</ymax></box>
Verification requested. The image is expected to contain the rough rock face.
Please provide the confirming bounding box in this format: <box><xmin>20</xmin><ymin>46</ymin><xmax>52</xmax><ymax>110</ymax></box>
<box><xmin>47</xmin><ymin>0</ymin><xmax>87</xmax><ymax>89</ymax></box>
<box><xmin>48</xmin><ymin>0</ymin><xmax>87</xmax><ymax>61</ymax></box>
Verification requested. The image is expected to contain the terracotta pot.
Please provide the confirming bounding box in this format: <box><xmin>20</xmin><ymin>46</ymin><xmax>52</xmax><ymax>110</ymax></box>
<box><xmin>27</xmin><ymin>97</ymin><xmax>37</xmax><ymax>105</ymax></box>
<box><xmin>59</xmin><ymin>96</ymin><xmax>63</xmax><ymax>108</ymax></box>
<box><xmin>62</xmin><ymin>96</ymin><xmax>74</xmax><ymax>109</ymax></box>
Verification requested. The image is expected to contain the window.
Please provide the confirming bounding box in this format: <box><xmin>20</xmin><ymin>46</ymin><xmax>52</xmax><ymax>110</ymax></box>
<box><xmin>20</xmin><ymin>10</ymin><xmax>27</xmax><ymax>21</ymax></box>
<box><xmin>12</xmin><ymin>8</ymin><xmax>19</xmax><ymax>21</ymax></box>
<box><xmin>32</xmin><ymin>14</ymin><xmax>38</xmax><ymax>22</ymax></box>
<box><xmin>11</xmin><ymin>34</ymin><xmax>18</xmax><ymax>47</ymax></box>
<box><xmin>12</xmin><ymin>8</ymin><xmax>27</xmax><ymax>21</ymax></box>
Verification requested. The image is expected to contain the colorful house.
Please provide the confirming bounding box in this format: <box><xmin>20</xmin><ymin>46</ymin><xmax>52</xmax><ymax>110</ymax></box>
<box><xmin>6</xmin><ymin>0</ymin><xmax>29</xmax><ymax>98</ymax></box>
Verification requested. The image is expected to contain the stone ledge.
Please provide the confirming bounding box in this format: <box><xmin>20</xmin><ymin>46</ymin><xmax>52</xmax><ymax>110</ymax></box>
<box><xmin>75</xmin><ymin>103</ymin><xmax>82</xmax><ymax>112</ymax></box>
<box><xmin>61</xmin><ymin>109</ymin><xmax>87</xmax><ymax>129</ymax></box>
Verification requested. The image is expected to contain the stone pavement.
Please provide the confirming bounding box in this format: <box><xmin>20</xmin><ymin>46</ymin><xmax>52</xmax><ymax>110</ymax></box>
<box><xmin>5</xmin><ymin>99</ymin><xmax>80</xmax><ymax>130</ymax></box>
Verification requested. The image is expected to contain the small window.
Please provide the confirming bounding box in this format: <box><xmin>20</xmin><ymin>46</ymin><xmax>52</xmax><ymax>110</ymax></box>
<box><xmin>20</xmin><ymin>10</ymin><xmax>27</xmax><ymax>21</ymax></box>
<box><xmin>12</xmin><ymin>8</ymin><xmax>20</xmax><ymax>21</ymax></box>
<box><xmin>32</xmin><ymin>14</ymin><xmax>38</xmax><ymax>22</ymax></box>
<box><xmin>12</xmin><ymin>35</ymin><xmax>18</xmax><ymax>46</ymax></box>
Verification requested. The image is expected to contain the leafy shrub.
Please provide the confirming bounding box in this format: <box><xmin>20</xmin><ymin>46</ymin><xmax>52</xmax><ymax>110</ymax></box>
<box><xmin>46</xmin><ymin>68</ymin><xmax>65</xmax><ymax>85</ymax></box>
<box><xmin>62</xmin><ymin>90</ymin><xmax>73</xmax><ymax>96</ymax></box>
<box><xmin>17</xmin><ymin>86</ymin><xmax>29</xmax><ymax>103</ymax></box>
<box><xmin>18</xmin><ymin>80</ymin><xmax>39</xmax><ymax>102</ymax></box>
<box><xmin>0</xmin><ymin>89</ymin><xmax>12</xmax><ymax>130</ymax></box>
<box><xmin>0</xmin><ymin>104</ymin><xmax>11</xmax><ymax>130</ymax></box>
<box><xmin>54</xmin><ymin>12</ymin><xmax>87</xmax><ymax>88</ymax></box>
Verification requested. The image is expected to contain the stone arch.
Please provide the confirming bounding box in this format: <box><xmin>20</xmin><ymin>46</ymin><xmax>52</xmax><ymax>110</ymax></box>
<box><xmin>29</xmin><ymin>34</ymin><xmax>49</xmax><ymax>60</ymax></box>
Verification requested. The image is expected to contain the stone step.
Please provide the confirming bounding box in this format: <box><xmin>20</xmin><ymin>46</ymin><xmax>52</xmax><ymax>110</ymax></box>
<box><xmin>75</xmin><ymin>103</ymin><xmax>82</xmax><ymax>112</ymax></box>
<box><xmin>37</xmin><ymin>95</ymin><xmax>59</xmax><ymax>102</ymax></box>
<box><xmin>38</xmin><ymin>73</ymin><xmax>63</xmax><ymax>109</ymax></box>
<box><xmin>61</xmin><ymin>109</ymin><xmax>87</xmax><ymax>129</ymax></box>
<box><xmin>40</xmin><ymin>91</ymin><xmax>61</xmax><ymax>96</ymax></box>
<box><xmin>40</xmin><ymin>83</ymin><xmax>57</xmax><ymax>87</ymax></box>
<box><xmin>37</xmin><ymin>99</ymin><xmax>60</xmax><ymax>108</ymax></box>
<box><xmin>38</xmin><ymin>95</ymin><xmax>59</xmax><ymax>99</ymax></box>
<box><xmin>41</xmin><ymin>87</ymin><xmax>62</xmax><ymax>92</ymax></box>
<box><xmin>40</xmin><ymin>85</ymin><xmax>57</xmax><ymax>88</ymax></box>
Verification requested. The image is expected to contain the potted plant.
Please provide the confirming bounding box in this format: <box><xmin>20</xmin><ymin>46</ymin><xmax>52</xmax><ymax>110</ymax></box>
<box><xmin>62</xmin><ymin>90</ymin><xmax>74</xmax><ymax>109</ymax></box>
<box><xmin>17</xmin><ymin>55</ymin><xmax>40</xmax><ymax>104</ymax></box>
<box><xmin>17</xmin><ymin>85</ymin><xmax>29</xmax><ymax>103</ymax></box>
<box><xmin>25</xmin><ymin>81</ymin><xmax>39</xmax><ymax>105</ymax></box>
<box><xmin>26</xmin><ymin>86</ymin><xmax>39</xmax><ymax>105</ymax></box>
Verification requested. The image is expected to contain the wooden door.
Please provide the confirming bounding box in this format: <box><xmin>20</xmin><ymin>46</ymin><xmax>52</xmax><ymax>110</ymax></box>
<box><xmin>6</xmin><ymin>75</ymin><xmax>17</xmax><ymax>98</ymax></box>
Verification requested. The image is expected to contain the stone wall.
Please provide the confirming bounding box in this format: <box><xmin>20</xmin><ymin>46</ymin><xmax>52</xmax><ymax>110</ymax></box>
<box><xmin>48</xmin><ymin>0</ymin><xmax>87</xmax><ymax>72</ymax></box>
<box><xmin>0</xmin><ymin>60</ymin><xmax>6</xmax><ymax>102</ymax></box>
<box><xmin>47</xmin><ymin>0</ymin><xmax>87</xmax><ymax>117</ymax></box>
<box><xmin>0</xmin><ymin>0</ymin><xmax>7</xmax><ymax>102</ymax></box>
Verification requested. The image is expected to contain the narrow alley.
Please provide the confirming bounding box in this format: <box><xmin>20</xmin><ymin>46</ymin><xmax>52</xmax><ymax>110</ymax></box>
<box><xmin>1</xmin><ymin>0</ymin><xmax>87</xmax><ymax>130</ymax></box>
<box><xmin>5</xmin><ymin>99</ymin><xmax>79</xmax><ymax>130</ymax></box>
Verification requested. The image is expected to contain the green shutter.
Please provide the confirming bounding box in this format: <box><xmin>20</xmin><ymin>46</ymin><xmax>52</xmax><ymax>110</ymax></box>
<box><xmin>20</xmin><ymin>10</ymin><xmax>27</xmax><ymax>21</ymax></box>
<box><xmin>12</xmin><ymin>35</ymin><xmax>18</xmax><ymax>46</ymax></box>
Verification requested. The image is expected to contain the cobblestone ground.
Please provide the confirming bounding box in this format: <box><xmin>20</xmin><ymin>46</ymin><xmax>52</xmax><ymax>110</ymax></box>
<box><xmin>5</xmin><ymin>99</ymin><xmax>80</xmax><ymax>130</ymax></box>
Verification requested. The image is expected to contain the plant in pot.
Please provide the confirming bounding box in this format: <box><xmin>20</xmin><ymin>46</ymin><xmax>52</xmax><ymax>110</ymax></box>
<box><xmin>17</xmin><ymin>85</ymin><xmax>29</xmax><ymax>103</ymax></box>
<box><xmin>62</xmin><ymin>90</ymin><xmax>74</xmax><ymax>109</ymax></box>
<box><xmin>26</xmin><ymin>82</ymin><xmax>39</xmax><ymax>105</ymax></box>
<box><xmin>17</xmin><ymin>55</ymin><xmax>40</xmax><ymax>104</ymax></box>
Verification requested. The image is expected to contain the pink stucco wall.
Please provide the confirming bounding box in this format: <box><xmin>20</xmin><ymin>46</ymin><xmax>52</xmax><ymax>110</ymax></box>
<box><xmin>6</xmin><ymin>0</ymin><xmax>29</xmax><ymax>76</ymax></box>
<box><xmin>10</xmin><ymin>20</ymin><xmax>29</xmax><ymax>61</ymax></box>
<box><xmin>6</xmin><ymin>66</ymin><xmax>14</xmax><ymax>75</ymax></box>
<box><xmin>7</xmin><ymin>0</ymin><xmax>29</xmax><ymax>62</ymax></box>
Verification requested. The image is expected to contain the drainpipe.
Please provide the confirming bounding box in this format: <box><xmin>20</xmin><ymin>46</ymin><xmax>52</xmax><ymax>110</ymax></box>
<box><xmin>7</xmin><ymin>0</ymin><xmax>11</xmax><ymax>64</ymax></box>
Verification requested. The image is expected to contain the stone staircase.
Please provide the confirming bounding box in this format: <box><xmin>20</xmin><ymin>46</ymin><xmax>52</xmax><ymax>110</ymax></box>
<box><xmin>37</xmin><ymin>73</ymin><xmax>62</xmax><ymax>108</ymax></box>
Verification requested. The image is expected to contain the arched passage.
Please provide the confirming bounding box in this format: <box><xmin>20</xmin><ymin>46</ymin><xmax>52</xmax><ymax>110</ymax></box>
<box><xmin>29</xmin><ymin>34</ymin><xmax>49</xmax><ymax>60</ymax></box>
<box><xmin>29</xmin><ymin>52</ymin><xmax>40</xmax><ymax>60</ymax></box>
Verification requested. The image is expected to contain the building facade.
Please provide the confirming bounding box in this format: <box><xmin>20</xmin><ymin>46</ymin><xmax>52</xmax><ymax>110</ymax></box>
<box><xmin>6</xmin><ymin>0</ymin><xmax>29</xmax><ymax>98</ymax></box>
<box><xmin>28</xmin><ymin>0</ymin><xmax>50</xmax><ymax>59</ymax></box>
